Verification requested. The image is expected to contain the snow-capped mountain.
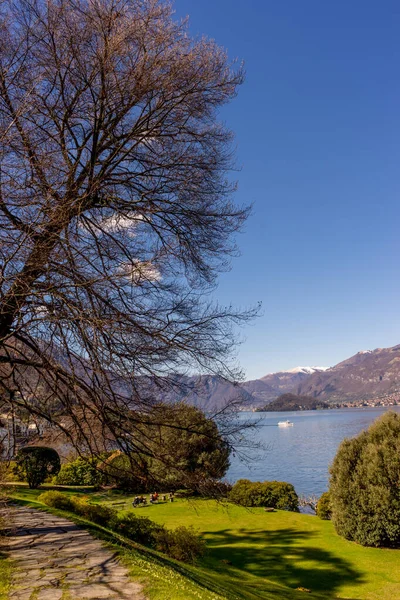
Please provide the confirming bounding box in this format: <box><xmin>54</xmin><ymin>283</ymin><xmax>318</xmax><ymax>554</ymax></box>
<box><xmin>240</xmin><ymin>366</ymin><xmax>329</xmax><ymax>405</ymax></box>
<box><xmin>295</xmin><ymin>345</ymin><xmax>400</xmax><ymax>402</ymax></box>
<box><xmin>125</xmin><ymin>346</ymin><xmax>400</xmax><ymax>411</ymax></box>
<box><xmin>285</xmin><ymin>366</ymin><xmax>329</xmax><ymax>375</ymax></box>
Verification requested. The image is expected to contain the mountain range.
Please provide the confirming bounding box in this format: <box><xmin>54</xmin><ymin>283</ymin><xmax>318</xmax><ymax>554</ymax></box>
<box><xmin>14</xmin><ymin>342</ymin><xmax>400</xmax><ymax>413</ymax></box>
<box><xmin>170</xmin><ymin>344</ymin><xmax>400</xmax><ymax>411</ymax></box>
<box><xmin>295</xmin><ymin>345</ymin><xmax>400</xmax><ymax>403</ymax></box>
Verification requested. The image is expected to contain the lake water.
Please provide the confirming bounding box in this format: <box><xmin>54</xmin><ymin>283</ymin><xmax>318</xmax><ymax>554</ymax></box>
<box><xmin>227</xmin><ymin>406</ymin><xmax>400</xmax><ymax>497</ymax></box>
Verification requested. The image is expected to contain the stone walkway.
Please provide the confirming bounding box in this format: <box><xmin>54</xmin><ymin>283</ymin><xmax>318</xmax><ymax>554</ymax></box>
<box><xmin>2</xmin><ymin>506</ymin><xmax>145</xmax><ymax>600</ymax></box>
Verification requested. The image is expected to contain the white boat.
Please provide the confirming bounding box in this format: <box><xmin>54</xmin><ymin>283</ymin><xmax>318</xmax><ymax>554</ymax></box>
<box><xmin>278</xmin><ymin>420</ymin><xmax>294</xmax><ymax>427</ymax></box>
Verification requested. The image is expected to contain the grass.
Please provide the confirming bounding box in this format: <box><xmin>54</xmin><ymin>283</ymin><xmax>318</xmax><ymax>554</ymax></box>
<box><xmin>0</xmin><ymin>507</ymin><xmax>13</xmax><ymax>600</ymax></box>
<box><xmin>10</xmin><ymin>486</ymin><xmax>400</xmax><ymax>600</ymax></box>
<box><xmin>9</xmin><ymin>492</ymin><xmax>313</xmax><ymax>600</ymax></box>
<box><xmin>0</xmin><ymin>552</ymin><xmax>11</xmax><ymax>600</ymax></box>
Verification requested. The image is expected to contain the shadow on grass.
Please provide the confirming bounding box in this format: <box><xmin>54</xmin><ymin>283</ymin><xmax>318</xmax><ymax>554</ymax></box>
<box><xmin>202</xmin><ymin>527</ymin><xmax>364</xmax><ymax>596</ymax></box>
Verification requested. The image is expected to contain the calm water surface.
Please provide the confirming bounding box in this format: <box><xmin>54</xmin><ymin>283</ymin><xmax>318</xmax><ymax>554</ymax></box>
<box><xmin>227</xmin><ymin>406</ymin><xmax>400</xmax><ymax>497</ymax></box>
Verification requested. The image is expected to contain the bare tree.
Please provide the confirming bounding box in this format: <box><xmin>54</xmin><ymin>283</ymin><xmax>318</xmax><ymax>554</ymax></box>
<box><xmin>0</xmin><ymin>0</ymin><xmax>255</xmax><ymax>469</ymax></box>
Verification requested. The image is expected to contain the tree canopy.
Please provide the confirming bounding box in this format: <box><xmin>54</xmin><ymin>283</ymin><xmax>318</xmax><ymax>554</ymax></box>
<box><xmin>143</xmin><ymin>403</ymin><xmax>231</xmax><ymax>489</ymax></box>
<box><xmin>100</xmin><ymin>403</ymin><xmax>231</xmax><ymax>491</ymax></box>
<box><xmin>0</xmin><ymin>0</ymin><xmax>255</xmax><ymax>470</ymax></box>
<box><xmin>329</xmin><ymin>411</ymin><xmax>400</xmax><ymax>547</ymax></box>
<box><xmin>14</xmin><ymin>446</ymin><xmax>61</xmax><ymax>488</ymax></box>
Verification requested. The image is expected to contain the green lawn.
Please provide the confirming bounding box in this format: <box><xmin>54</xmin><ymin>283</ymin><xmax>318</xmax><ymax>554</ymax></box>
<box><xmin>0</xmin><ymin>507</ymin><xmax>12</xmax><ymax>600</ymax></box>
<box><xmin>10</xmin><ymin>487</ymin><xmax>400</xmax><ymax>600</ymax></box>
<box><xmin>0</xmin><ymin>553</ymin><xmax>11</xmax><ymax>600</ymax></box>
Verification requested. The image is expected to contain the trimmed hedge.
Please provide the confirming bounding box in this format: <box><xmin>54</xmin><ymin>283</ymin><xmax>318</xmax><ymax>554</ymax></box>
<box><xmin>228</xmin><ymin>479</ymin><xmax>299</xmax><ymax>511</ymax></box>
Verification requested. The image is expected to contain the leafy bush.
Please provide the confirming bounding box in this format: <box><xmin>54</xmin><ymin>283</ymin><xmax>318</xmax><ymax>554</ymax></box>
<box><xmin>38</xmin><ymin>491</ymin><xmax>76</xmax><ymax>511</ymax></box>
<box><xmin>109</xmin><ymin>513</ymin><xmax>205</xmax><ymax>562</ymax></box>
<box><xmin>153</xmin><ymin>525</ymin><xmax>206</xmax><ymax>563</ymax></box>
<box><xmin>70</xmin><ymin>497</ymin><xmax>116</xmax><ymax>526</ymax></box>
<box><xmin>109</xmin><ymin>512</ymin><xmax>163</xmax><ymax>547</ymax></box>
<box><xmin>39</xmin><ymin>491</ymin><xmax>115</xmax><ymax>525</ymax></box>
<box><xmin>174</xmin><ymin>489</ymin><xmax>194</xmax><ymax>498</ymax></box>
<box><xmin>330</xmin><ymin>411</ymin><xmax>400</xmax><ymax>547</ymax></box>
<box><xmin>316</xmin><ymin>492</ymin><xmax>331</xmax><ymax>520</ymax></box>
<box><xmin>14</xmin><ymin>446</ymin><xmax>61</xmax><ymax>489</ymax></box>
<box><xmin>53</xmin><ymin>456</ymin><xmax>106</xmax><ymax>486</ymax></box>
<box><xmin>229</xmin><ymin>479</ymin><xmax>299</xmax><ymax>511</ymax></box>
<box><xmin>1</xmin><ymin>461</ymin><xmax>19</xmax><ymax>482</ymax></box>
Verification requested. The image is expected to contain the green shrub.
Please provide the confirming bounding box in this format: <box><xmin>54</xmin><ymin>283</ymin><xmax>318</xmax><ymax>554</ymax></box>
<box><xmin>38</xmin><ymin>490</ymin><xmax>76</xmax><ymax>511</ymax></box>
<box><xmin>1</xmin><ymin>461</ymin><xmax>19</xmax><ymax>482</ymax></box>
<box><xmin>53</xmin><ymin>457</ymin><xmax>105</xmax><ymax>486</ymax></box>
<box><xmin>316</xmin><ymin>492</ymin><xmax>331</xmax><ymax>520</ymax></box>
<box><xmin>174</xmin><ymin>489</ymin><xmax>194</xmax><ymax>498</ymax></box>
<box><xmin>330</xmin><ymin>411</ymin><xmax>400</xmax><ymax>547</ymax></box>
<box><xmin>229</xmin><ymin>479</ymin><xmax>299</xmax><ymax>511</ymax></box>
<box><xmin>39</xmin><ymin>491</ymin><xmax>115</xmax><ymax>526</ymax></box>
<box><xmin>109</xmin><ymin>512</ymin><xmax>163</xmax><ymax>547</ymax></box>
<box><xmin>14</xmin><ymin>446</ymin><xmax>61</xmax><ymax>489</ymax></box>
<box><xmin>153</xmin><ymin>525</ymin><xmax>206</xmax><ymax>563</ymax></box>
<box><xmin>70</xmin><ymin>497</ymin><xmax>115</xmax><ymax>526</ymax></box>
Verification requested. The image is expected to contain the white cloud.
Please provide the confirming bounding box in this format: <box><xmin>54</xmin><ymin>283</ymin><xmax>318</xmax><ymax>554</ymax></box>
<box><xmin>101</xmin><ymin>212</ymin><xmax>142</xmax><ymax>237</ymax></box>
<box><xmin>118</xmin><ymin>260</ymin><xmax>160</xmax><ymax>284</ymax></box>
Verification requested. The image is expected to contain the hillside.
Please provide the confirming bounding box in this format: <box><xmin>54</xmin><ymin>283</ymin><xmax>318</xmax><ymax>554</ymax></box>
<box><xmin>241</xmin><ymin>367</ymin><xmax>328</xmax><ymax>405</ymax></box>
<box><xmin>162</xmin><ymin>345</ymin><xmax>400</xmax><ymax>409</ymax></box>
<box><xmin>295</xmin><ymin>345</ymin><xmax>400</xmax><ymax>403</ymax></box>
<box><xmin>140</xmin><ymin>374</ymin><xmax>254</xmax><ymax>412</ymax></box>
<box><xmin>13</xmin><ymin>344</ymin><xmax>400</xmax><ymax>414</ymax></box>
<box><xmin>256</xmin><ymin>393</ymin><xmax>330</xmax><ymax>412</ymax></box>
<box><xmin>148</xmin><ymin>369</ymin><xmax>328</xmax><ymax>411</ymax></box>
<box><xmin>132</xmin><ymin>347</ymin><xmax>400</xmax><ymax>410</ymax></box>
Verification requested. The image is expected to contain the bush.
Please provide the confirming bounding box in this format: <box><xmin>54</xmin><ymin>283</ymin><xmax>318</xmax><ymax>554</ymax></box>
<box><xmin>316</xmin><ymin>492</ymin><xmax>331</xmax><ymax>520</ymax></box>
<box><xmin>53</xmin><ymin>456</ymin><xmax>106</xmax><ymax>486</ymax></box>
<box><xmin>108</xmin><ymin>512</ymin><xmax>163</xmax><ymax>547</ymax></box>
<box><xmin>229</xmin><ymin>479</ymin><xmax>299</xmax><ymax>511</ymax></box>
<box><xmin>1</xmin><ymin>461</ymin><xmax>19</xmax><ymax>482</ymax></box>
<box><xmin>39</xmin><ymin>491</ymin><xmax>115</xmax><ymax>526</ymax></box>
<box><xmin>14</xmin><ymin>446</ymin><xmax>61</xmax><ymax>489</ymax></box>
<box><xmin>38</xmin><ymin>490</ymin><xmax>76</xmax><ymax>511</ymax></box>
<box><xmin>153</xmin><ymin>525</ymin><xmax>206</xmax><ymax>563</ymax></box>
<box><xmin>330</xmin><ymin>411</ymin><xmax>400</xmax><ymax>547</ymax></box>
<box><xmin>70</xmin><ymin>497</ymin><xmax>115</xmax><ymax>526</ymax></box>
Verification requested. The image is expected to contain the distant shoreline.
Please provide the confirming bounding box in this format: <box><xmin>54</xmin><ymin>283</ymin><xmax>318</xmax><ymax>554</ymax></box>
<box><xmin>244</xmin><ymin>404</ymin><xmax>400</xmax><ymax>413</ymax></box>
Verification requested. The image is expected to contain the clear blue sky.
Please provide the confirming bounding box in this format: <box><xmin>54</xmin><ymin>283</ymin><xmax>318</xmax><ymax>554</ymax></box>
<box><xmin>173</xmin><ymin>0</ymin><xmax>400</xmax><ymax>380</ymax></box>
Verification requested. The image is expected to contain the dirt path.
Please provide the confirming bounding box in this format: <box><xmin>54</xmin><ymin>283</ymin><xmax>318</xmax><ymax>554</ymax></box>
<box><xmin>2</xmin><ymin>506</ymin><xmax>145</xmax><ymax>600</ymax></box>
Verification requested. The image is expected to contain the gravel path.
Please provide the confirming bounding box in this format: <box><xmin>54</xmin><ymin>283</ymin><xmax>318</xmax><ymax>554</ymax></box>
<box><xmin>2</xmin><ymin>506</ymin><xmax>145</xmax><ymax>600</ymax></box>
